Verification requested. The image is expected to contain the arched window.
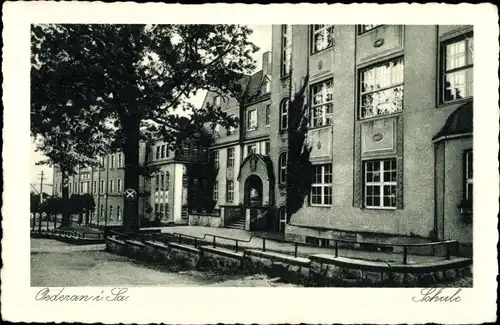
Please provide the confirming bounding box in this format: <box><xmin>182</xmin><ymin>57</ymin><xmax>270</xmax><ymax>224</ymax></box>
<box><xmin>279</xmin><ymin>152</ymin><xmax>287</xmax><ymax>184</ymax></box>
<box><xmin>280</xmin><ymin>99</ymin><xmax>289</xmax><ymax>130</ymax></box>
<box><xmin>109</xmin><ymin>206</ymin><xmax>113</xmax><ymax>221</ymax></box>
<box><xmin>116</xmin><ymin>206</ymin><xmax>121</xmax><ymax>220</ymax></box>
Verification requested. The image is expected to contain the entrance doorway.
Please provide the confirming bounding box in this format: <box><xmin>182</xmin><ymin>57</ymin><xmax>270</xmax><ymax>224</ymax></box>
<box><xmin>244</xmin><ymin>175</ymin><xmax>263</xmax><ymax>208</ymax></box>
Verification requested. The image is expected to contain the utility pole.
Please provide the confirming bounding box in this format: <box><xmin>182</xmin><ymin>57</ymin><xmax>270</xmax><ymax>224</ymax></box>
<box><xmin>38</xmin><ymin>170</ymin><xmax>46</xmax><ymax>232</ymax></box>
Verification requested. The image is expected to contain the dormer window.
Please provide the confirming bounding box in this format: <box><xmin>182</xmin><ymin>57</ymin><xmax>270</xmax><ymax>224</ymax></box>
<box><xmin>214</xmin><ymin>96</ymin><xmax>222</xmax><ymax>107</ymax></box>
<box><xmin>262</xmin><ymin>78</ymin><xmax>271</xmax><ymax>94</ymax></box>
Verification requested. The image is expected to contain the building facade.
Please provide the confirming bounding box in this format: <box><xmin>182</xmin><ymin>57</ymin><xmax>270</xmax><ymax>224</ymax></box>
<box><xmin>52</xmin><ymin>25</ymin><xmax>473</xmax><ymax>251</ymax></box>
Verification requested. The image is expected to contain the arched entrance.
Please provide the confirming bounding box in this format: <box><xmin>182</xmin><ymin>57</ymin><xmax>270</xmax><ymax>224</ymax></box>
<box><xmin>244</xmin><ymin>175</ymin><xmax>263</xmax><ymax>208</ymax></box>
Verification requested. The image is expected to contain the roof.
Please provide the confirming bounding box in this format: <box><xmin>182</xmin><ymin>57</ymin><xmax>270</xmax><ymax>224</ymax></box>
<box><xmin>432</xmin><ymin>101</ymin><xmax>473</xmax><ymax>142</ymax></box>
<box><xmin>245</xmin><ymin>70</ymin><xmax>264</xmax><ymax>101</ymax></box>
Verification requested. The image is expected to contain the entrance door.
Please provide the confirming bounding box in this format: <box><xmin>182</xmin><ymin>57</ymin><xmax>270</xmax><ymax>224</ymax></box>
<box><xmin>278</xmin><ymin>206</ymin><xmax>287</xmax><ymax>233</ymax></box>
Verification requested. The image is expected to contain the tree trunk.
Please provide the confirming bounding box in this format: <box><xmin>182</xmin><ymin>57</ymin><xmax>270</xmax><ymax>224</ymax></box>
<box><xmin>60</xmin><ymin>169</ymin><xmax>71</xmax><ymax>227</ymax></box>
<box><xmin>122</xmin><ymin>120</ymin><xmax>141</xmax><ymax>233</ymax></box>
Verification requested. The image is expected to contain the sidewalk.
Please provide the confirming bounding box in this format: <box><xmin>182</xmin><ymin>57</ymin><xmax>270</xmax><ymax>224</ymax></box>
<box><xmin>153</xmin><ymin>226</ymin><xmax>446</xmax><ymax>264</ymax></box>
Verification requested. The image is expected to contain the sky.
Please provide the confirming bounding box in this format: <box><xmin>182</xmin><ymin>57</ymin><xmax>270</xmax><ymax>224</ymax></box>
<box><xmin>30</xmin><ymin>24</ymin><xmax>272</xmax><ymax>190</ymax></box>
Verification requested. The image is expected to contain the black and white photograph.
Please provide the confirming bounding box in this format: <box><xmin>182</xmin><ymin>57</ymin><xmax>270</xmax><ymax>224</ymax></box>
<box><xmin>2</xmin><ymin>2</ymin><xmax>498</xmax><ymax>324</ymax></box>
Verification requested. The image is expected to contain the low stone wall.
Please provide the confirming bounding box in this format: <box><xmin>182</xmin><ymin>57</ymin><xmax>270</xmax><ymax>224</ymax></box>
<box><xmin>105</xmin><ymin>237</ymin><xmax>473</xmax><ymax>287</ymax></box>
<box><xmin>31</xmin><ymin>231</ymin><xmax>104</xmax><ymax>245</ymax></box>
<box><xmin>188</xmin><ymin>214</ymin><xmax>221</xmax><ymax>227</ymax></box>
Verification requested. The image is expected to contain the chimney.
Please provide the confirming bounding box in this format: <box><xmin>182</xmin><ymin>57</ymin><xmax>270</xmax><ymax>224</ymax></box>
<box><xmin>262</xmin><ymin>51</ymin><xmax>272</xmax><ymax>76</ymax></box>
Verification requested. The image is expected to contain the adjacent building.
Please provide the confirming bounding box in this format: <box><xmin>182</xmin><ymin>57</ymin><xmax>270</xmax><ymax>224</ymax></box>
<box><xmin>53</xmin><ymin>25</ymin><xmax>473</xmax><ymax>252</ymax></box>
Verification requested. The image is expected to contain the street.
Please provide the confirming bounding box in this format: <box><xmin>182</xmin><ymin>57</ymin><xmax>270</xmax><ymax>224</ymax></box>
<box><xmin>31</xmin><ymin>239</ymin><xmax>296</xmax><ymax>287</ymax></box>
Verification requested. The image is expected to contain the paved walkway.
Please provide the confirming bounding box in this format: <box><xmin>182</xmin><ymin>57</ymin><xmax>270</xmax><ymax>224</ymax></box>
<box><xmin>147</xmin><ymin>226</ymin><xmax>448</xmax><ymax>264</ymax></box>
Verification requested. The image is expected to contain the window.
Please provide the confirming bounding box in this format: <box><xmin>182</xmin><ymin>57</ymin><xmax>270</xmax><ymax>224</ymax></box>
<box><xmin>310</xmin><ymin>80</ymin><xmax>333</xmax><ymax>127</ymax></box>
<box><xmin>247</xmin><ymin>109</ymin><xmax>257</xmax><ymax>130</ymax></box>
<box><xmin>265</xmin><ymin>104</ymin><xmax>271</xmax><ymax>126</ymax></box>
<box><xmin>364</xmin><ymin>159</ymin><xmax>397</xmax><ymax>209</ymax></box>
<box><xmin>247</xmin><ymin>144</ymin><xmax>257</xmax><ymax>156</ymax></box>
<box><xmin>280</xmin><ymin>99</ymin><xmax>289</xmax><ymax>130</ymax></box>
<box><xmin>99</xmin><ymin>180</ymin><xmax>104</xmax><ymax>192</ymax></box>
<box><xmin>359</xmin><ymin>58</ymin><xmax>404</xmax><ymax>119</ymax></box>
<box><xmin>117</xmin><ymin>179</ymin><xmax>122</xmax><ymax>192</ymax></box>
<box><xmin>91</xmin><ymin>181</ymin><xmax>96</xmax><ymax>193</ymax></box>
<box><xmin>311</xmin><ymin>25</ymin><xmax>334</xmax><ymax>54</ymax></box>
<box><xmin>110</xmin><ymin>155</ymin><xmax>115</xmax><ymax>169</ymax></box>
<box><xmin>213</xmin><ymin>181</ymin><xmax>219</xmax><ymax>201</ymax></box>
<box><xmin>73</xmin><ymin>182</ymin><xmax>78</xmax><ymax>193</ymax></box>
<box><xmin>100</xmin><ymin>157</ymin><xmax>105</xmax><ymax>168</ymax></box>
<box><xmin>155</xmin><ymin>146</ymin><xmax>160</xmax><ymax>159</ymax></box>
<box><xmin>310</xmin><ymin>164</ymin><xmax>333</xmax><ymax>206</ymax></box>
<box><xmin>161</xmin><ymin>145</ymin><xmax>166</xmax><ymax>159</ymax></box>
<box><xmin>265</xmin><ymin>141</ymin><xmax>271</xmax><ymax>156</ymax></box>
<box><xmin>118</xmin><ymin>154</ymin><xmax>122</xmax><ymax>167</ymax></box>
<box><xmin>116</xmin><ymin>206</ymin><xmax>121</xmax><ymax>220</ymax></box>
<box><xmin>279</xmin><ymin>153</ymin><xmax>287</xmax><ymax>184</ymax></box>
<box><xmin>211</xmin><ymin>150</ymin><xmax>219</xmax><ymax>168</ymax></box>
<box><xmin>281</xmin><ymin>24</ymin><xmax>292</xmax><ymax>76</ymax></box>
<box><xmin>166</xmin><ymin>145</ymin><xmax>171</xmax><ymax>158</ymax></box>
<box><xmin>227</xmin><ymin>147</ymin><xmax>235</xmax><ymax>167</ymax></box>
<box><xmin>441</xmin><ymin>34</ymin><xmax>473</xmax><ymax>103</ymax></box>
<box><xmin>100</xmin><ymin>205</ymin><xmax>104</xmax><ymax>219</ymax></box>
<box><xmin>160</xmin><ymin>174</ymin><xmax>165</xmax><ymax>190</ymax></box>
<box><xmin>214</xmin><ymin>95</ymin><xmax>221</xmax><ymax>107</ymax></box>
<box><xmin>464</xmin><ymin>150</ymin><xmax>473</xmax><ymax>201</ymax></box>
<box><xmin>166</xmin><ymin>172</ymin><xmax>170</xmax><ymax>188</ymax></box>
<box><xmin>108</xmin><ymin>180</ymin><xmax>114</xmax><ymax>193</ymax></box>
<box><xmin>262</xmin><ymin>79</ymin><xmax>271</xmax><ymax>94</ymax></box>
<box><xmin>226</xmin><ymin>180</ymin><xmax>234</xmax><ymax>203</ymax></box>
<box><xmin>213</xmin><ymin>123</ymin><xmax>220</xmax><ymax>138</ymax></box>
<box><xmin>69</xmin><ymin>182</ymin><xmax>72</xmax><ymax>194</ymax></box>
<box><xmin>358</xmin><ymin>25</ymin><xmax>382</xmax><ymax>34</ymax></box>
<box><xmin>109</xmin><ymin>206</ymin><xmax>113</xmax><ymax>220</ymax></box>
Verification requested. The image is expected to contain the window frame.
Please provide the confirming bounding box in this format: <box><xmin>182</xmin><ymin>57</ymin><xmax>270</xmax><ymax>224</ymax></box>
<box><xmin>108</xmin><ymin>179</ymin><xmax>114</xmax><ymax>193</ymax></box>
<box><xmin>99</xmin><ymin>179</ymin><xmax>104</xmax><ymax>192</ymax></box>
<box><xmin>358</xmin><ymin>57</ymin><xmax>404</xmax><ymax>119</ymax></box>
<box><xmin>309</xmin><ymin>79</ymin><xmax>334</xmax><ymax>128</ymax></box>
<box><xmin>440</xmin><ymin>33</ymin><xmax>474</xmax><ymax>104</ymax></box>
<box><xmin>310</xmin><ymin>164</ymin><xmax>333</xmax><ymax>206</ymax></box>
<box><xmin>280</xmin><ymin>99</ymin><xmax>289</xmax><ymax>131</ymax></box>
<box><xmin>279</xmin><ymin>152</ymin><xmax>287</xmax><ymax>184</ymax></box>
<box><xmin>310</xmin><ymin>25</ymin><xmax>335</xmax><ymax>55</ymax></box>
<box><xmin>226</xmin><ymin>180</ymin><xmax>234</xmax><ymax>203</ymax></box>
<box><xmin>281</xmin><ymin>24</ymin><xmax>292</xmax><ymax>77</ymax></box>
<box><xmin>213</xmin><ymin>181</ymin><xmax>219</xmax><ymax>201</ymax></box>
<box><xmin>265</xmin><ymin>104</ymin><xmax>271</xmax><ymax>126</ymax></box>
<box><xmin>227</xmin><ymin>147</ymin><xmax>235</xmax><ymax>168</ymax></box>
<box><xmin>117</xmin><ymin>179</ymin><xmax>122</xmax><ymax>192</ymax></box>
<box><xmin>155</xmin><ymin>146</ymin><xmax>160</xmax><ymax>160</ymax></box>
<box><xmin>357</xmin><ymin>24</ymin><xmax>383</xmax><ymax>34</ymax></box>
<box><xmin>211</xmin><ymin>150</ymin><xmax>219</xmax><ymax>169</ymax></box>
<box><xmin>247</xmin><ymin>109</ymin><xmax>258</xmax><ymax>131</ymax></box>
<box><xmin>363</xmin><ymin>158</ymin><xmax>398</xmax><ymax>209</ymax></box>
<box><xmin>265</xmin><ymin>141</ymin><xmax>271</xmax><ymax>156</ymax></box>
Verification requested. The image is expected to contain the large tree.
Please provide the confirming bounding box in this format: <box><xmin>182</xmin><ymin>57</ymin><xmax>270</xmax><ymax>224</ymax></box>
<box><xmin>31</xmin><ymin>24</ymin><xmax>258</xmax><ymax>232</ymax></box>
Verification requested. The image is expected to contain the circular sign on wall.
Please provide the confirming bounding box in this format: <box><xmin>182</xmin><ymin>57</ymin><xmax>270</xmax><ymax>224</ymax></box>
<box><xmin>317</xmin><ymin>60</ymin><xmax>323</xmax><ymax>70</ymax></box>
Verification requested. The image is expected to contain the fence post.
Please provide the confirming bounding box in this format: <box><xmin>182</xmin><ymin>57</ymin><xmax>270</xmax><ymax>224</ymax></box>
<box><xmin>194</xmin><ymin>238</ymin><xmax>198</xmax><ymax>248</ymax></box>
<box><xmin>403</xmin><ymin>246</ymin><xmax>408</xmax><ymax>264</ymax></box>
<box><xmin>294</xmin><ymin>243</ymin><xmax>298</xmax><ymax>258</ymax></box>
<box><xmin>446</xmin><ymin>243</ymin><xmax>451</xmax><ymax>260</ymax></box>
<box><xmin>455</xmin><ymin>241</ymin><xmax>460</xmax><ymax>257</ymax></box>
<box><xmin>178</xmin><ymin>234</ymin><xmax>182</xmax><ymax>244</ymax></box>
<box><xmin>213</xmin><ymin>236</ymin><xmax>216</xmax><ymax>248</ymax></box>
<box><xmin>235</xmin><ymin>240</ymin><xmax>239</xmax><ymax>252</ymax></box>
<box><xmin>164</xmin><ymin>234</ymin><xmax>168</xmax><ymax>246</ymax></box>
<box><xmin>335</xmin><ymin>241</ymin><xmax>339</xmax><ymax>257</ymax></box>
<box><xmin>262</xmin><ymin>238</ymin><xmax>266</xmax><ymax>252</ymax></box>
